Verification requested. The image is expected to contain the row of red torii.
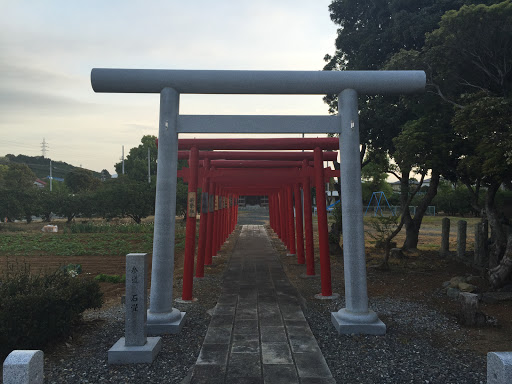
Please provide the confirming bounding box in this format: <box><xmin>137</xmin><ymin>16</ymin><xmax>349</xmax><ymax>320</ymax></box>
<box><xmin>91</xmin><ymin>68</ymin><xmax>426</xmax><ymax>335</ymax></box>
<box><xmin>175</xmin><ymin>138</ymin><xmax>340</xmax><ymax>304</ymax></box>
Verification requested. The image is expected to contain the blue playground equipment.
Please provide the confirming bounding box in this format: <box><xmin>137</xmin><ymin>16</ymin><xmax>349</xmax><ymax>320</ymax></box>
<box><xmin>364</xmin><ymin>191</ymin><xmax>395</xmax><ymax>216</ymax></box>
<box><xmin>326</xmin><ymin>200</ymin><xmax>341</xmax><ymax>212</ymax></box>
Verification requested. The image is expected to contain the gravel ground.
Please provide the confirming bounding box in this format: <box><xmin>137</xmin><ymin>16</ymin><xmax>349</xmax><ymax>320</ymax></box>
<box><xmin>40</xmin><ymin>219</ymin><xmax>488</xmax><ymax>384</ymax></box>
<box><xmin>42</xmin><ymin>233</ymin><xmax>236</xmax><ymax>384</ymax></box>
<box><xmin>270</xmin><ymin>230</ymin><xmax>488</xmax><ymax>384</ymax></box>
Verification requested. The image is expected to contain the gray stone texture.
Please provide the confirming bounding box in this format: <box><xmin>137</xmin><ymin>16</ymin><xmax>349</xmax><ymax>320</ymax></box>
<box><xmin>147</xmin><ymin>87</ymin><xmax>186</xmax><ymax>335</ymax></box>
<box><xmin>125</xmin><ymin>253</ymin><xmax>148</xmax><ymax>346</ymax></box>
<box><xmin>336</xmin><ymin>89</ymin><xmax>386</xmax><ymax>334</ymax></box>
<box><xmin>108</xmin><ymin>253</ymin><xmax>163</xmax><ymax>364</ymax></box>
<box><xmin>3</xmin><ymin>350</ymin><xmax>44</xmax><ymax>384</ymax></box>
<box><xmin>107</xmin><ymin>337</ymin><xmax>162</xmax><ymax>365</ymax></box>
<box><xmin>189</xmin><ymin>225</ymin><xmax>333</xmax><ymax>383</ymax></box>
<box><xmin>487</xmin><ymin>352</ymin><xmax>512</xmax><ymax>384</ymax></box>
<box><xmin>457</xmin><ymin>220</ymin><xmax>467</xmax><ymax>260</ymax></box>
<box><xmin>440</xmin><ymin>217</ymin><xmax>450</xmax><ymax>257</ymax></box>
<box><xmin>474</xmin><ymin>220</ymin><xmax>489</xmax><ymax>267</ymax></box>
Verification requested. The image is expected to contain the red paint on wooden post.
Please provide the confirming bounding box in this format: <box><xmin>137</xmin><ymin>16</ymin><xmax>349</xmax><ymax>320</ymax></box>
<box><xmin>314</xmin><ymin>147</ymin><xmax>332</xmax><ymax>296</ymax></box>
<box><xmin>195</xmin><ymin>159</ymin><xmax>210</xmax><ymax>278</ymax></box>
<box><xmin>280</xmin><ymin>189</ymin><xmax>287</xmax><ymax>247</ymax></box>
<box><xmin>286</xmin><ymin>185</ymin><xmax>296</xmax><ymax>255</ymax></box>
<box><xmin>205</xmin><ymin>180</ymin><xmax>215</xmax><ymax>265</ymax></box>
<box><xmin>213</xmin><ymin>185</ymin><xmax>221</xmax><ymax>257</ymax></box>
<box><xmin>182</xmin><ymin>146</ymin><xmax>199</xmax><ymax>300</ymax></box>
<box><xmin>294</xmin><ymin>183</ymin><xmax>305</xmax><ymax>264</ymax></box>
<box><xmin>303</xmin><ymin>161</ymin><xmax>315</xmax><ymax>276</ymax></box>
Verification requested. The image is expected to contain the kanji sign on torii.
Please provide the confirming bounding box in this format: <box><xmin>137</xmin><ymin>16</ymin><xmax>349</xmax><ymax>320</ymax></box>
<box><xmin>91</xmin><ymin>68</ymin><xmax>425</xmax><ymax>335</ymax></box>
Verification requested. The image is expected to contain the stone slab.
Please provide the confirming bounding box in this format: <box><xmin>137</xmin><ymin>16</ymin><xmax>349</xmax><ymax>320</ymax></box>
<box><xmin>196</xmin><ymin>344</ymin><xmax>229</xmax><ymax>365</ymax></box>
<box><xmin>294</xmin><ymin>352</ymin><xmax>332</xmax><ymax>378</ymax></box>
<box><xmin>260</xmin><ymin>326</ymin><xmax>287</xmax><ymax>343</ymax></box>
<box><xmin>3</xmin><ymin>350</ymin><xmax>44</xmax><ymax>384</ymax></box>
<box><xmin>331</xmin><ymin>311</ymin><xmax>386</xmax><ymax>335</ymax></box>
<box><xmin>190</xmin><ymin>364</ymin><xmax>226</xmax><ymax>384</ymax></box>
<box><xmin>146</xmin><ymin>311</ymin><xmax>187</xmax><ymax>335</ymax></box>
<box><xmin>203</xmin><ymin>327</ymin><xmax>232</xmax><ymax>344</ymax></box>
<box><xmin>262</xmin><ymin>364</ymin><xmax>299</xmax><ymax>384</ymax></box>
<box><xmin>108</xmin><ymin>337</ymin><xmax>162</xmax><ymax>365</ymax></box>
<box><xmin>487</xmin><ymin>352</ymin><xmax>512</xmax><ymax>384</ymax></box>
<box><xmin>261</xmin><ymin>343</ymin><xmax>293</xmax><ymax>364</ymax></box>
<box><xmin>227</xmin><ymin>352</ymin><xmax>261</xmax><ymax>378</ymax></box>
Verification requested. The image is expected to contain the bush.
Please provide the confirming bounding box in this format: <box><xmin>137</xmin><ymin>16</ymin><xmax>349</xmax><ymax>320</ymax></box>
<box><xmin>0</xmin><ymin>263</ymin><xmax>103</xmax><ymax>357</ymax></box>
<box><xmin>94</xmin><ymin>273</ymin><xmax>126</xmax><ymax>283</ymax></box>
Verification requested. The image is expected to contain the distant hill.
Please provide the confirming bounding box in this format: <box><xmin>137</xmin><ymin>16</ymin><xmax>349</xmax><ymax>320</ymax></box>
<box><xmin>3</xmin><ymin>154</ymin><xmax>101</xmax><ymax>180</ymax></box>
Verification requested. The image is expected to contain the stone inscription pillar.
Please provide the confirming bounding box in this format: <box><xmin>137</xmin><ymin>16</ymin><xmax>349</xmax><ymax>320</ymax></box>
<box><xmin>109</xmin><ymin>253</ymin><xmax>162</xmax><ymax>364</ymax></box>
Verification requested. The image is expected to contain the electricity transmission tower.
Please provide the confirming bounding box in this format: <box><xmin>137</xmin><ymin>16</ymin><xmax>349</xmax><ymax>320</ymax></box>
<box><xmin>41</xmin><ymin>138</ymin><xmax>49</xmax><ymax>158</ymax></box>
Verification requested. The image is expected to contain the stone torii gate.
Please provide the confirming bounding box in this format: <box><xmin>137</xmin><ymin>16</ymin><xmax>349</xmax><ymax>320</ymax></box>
<box><xmin>91</xmin><ymin>68</ymin><xmax>425</xmax><ymax>335</ymax></box>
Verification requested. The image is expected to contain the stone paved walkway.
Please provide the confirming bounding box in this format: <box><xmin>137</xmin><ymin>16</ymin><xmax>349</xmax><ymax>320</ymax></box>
<box><xmin>190</xmin><ymin>225</ymin><xmax>335</xmax><ymax>384</ymax></box>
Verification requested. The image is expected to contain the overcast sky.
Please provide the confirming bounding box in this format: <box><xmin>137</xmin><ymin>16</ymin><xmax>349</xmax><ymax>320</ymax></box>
<box><xmin>0</xmin><ymin>1</ymin><xmax>338</xmax><ymax>174</ymax></box>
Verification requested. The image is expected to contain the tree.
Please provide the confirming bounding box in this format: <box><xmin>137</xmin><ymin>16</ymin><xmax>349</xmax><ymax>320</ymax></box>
<box><xmin>420</xmin><ymin>1</ymin><xmax>512</xmax><ymax>286</ymax></box>
<box><xmin>0</xmin><ymin>163</ymin><xmax>38</xmax><ymax>222</ymax></box>
<box><xmin>323</xmin><ymin>0</ymin><xmax>481</xmax><ymax>250</ymax></box>
<box><xmin>115</xmin><ymin>135</ymin><xmax>157</xmax><ymax>182</ymax></box>
<box><xmin>96</xmin><ymin>177</ymin><xmax>155</xmax><ymax>223</ymax></box>
<box><xmin>65</xmin><ymin>168</ymin><xmax>100</xmax><ymax>194</ymax></box>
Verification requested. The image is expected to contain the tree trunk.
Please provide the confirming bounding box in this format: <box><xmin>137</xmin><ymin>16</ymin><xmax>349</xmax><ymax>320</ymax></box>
<box><xmin>402</xmin><ymin>171</ymin><xmax>440</xmax><ymax>250</ymax></box>
<box><xmin>489</xmin><ymin>234</ymin><xmax>512</xmax><ymax>289</ymax></box>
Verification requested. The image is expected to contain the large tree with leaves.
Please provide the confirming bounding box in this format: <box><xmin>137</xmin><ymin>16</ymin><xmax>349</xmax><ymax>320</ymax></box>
<box><xmin>115</xmin><ymin>135</ymin><xmax>157</xmax><ymax>182</ymax></box>
<box><xmin>418</xmin><ymin>1</ymin><xmax>512</xmax><ymax>286</ymax></box>
<box><xmin>324</xmin><ymin>0</ymin><xmax>479</xmax><ymax>250</ymax></box>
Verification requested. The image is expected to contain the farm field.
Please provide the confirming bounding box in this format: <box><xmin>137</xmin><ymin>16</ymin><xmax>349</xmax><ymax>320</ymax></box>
<box><xmin>1</xmin><ymin>211</ymin><xmax>510</xmax><ymax>356</ymax></box>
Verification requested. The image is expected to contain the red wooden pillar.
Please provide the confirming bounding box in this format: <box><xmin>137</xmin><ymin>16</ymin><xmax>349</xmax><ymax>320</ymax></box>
<box><xmin>303</xmin><ymin>161</ymin><xmax>315</xmax><ymax>276</ymax></box>
<box><xmin>294</xmin><ymin>183</ymin><xmax>305</xmax><ymax>264</ymax></box>
<box><xmin>286</xmin><ymin>185</ymin><xmax>296</xmax><ymax>256</ymax></box>
<box><xmin>276</xmin><ymin>193</ymin><xmax>281</xmax><ymax>239</ymax></box>
<box><xmin>219</xmin><ymin>193</ymin><xmax>225</xmax><ymax>243</ymax></box>
<box><xmin>269</xmin><ymin>194</ymin><xmax>275</xmax><ymax>230</ymax></box>
<box><xmin>314</xmin><ymin>147</ymin><xmax>332</xmax><ymax>296</ymax></box>
<box><xmin>225</xmin><ymin>194</ymin><xmax>229</xmax><ymax>238</ymax></box>
<box><xmin>235</xmin><ymin>194</ymin><xmax>239</xmax><ymax>228</ymax></box>
<box><xmin>279</xmin><ymin>189</ymin><xmax>287</xmax><ymax>245</ymax></box>
<box><xmin>213</xmin><ymin>184</ymin><xmax>221</xmax><ymax>257</ymax></box>
<box><xmin>205</xmin><ymin>180</ymin><xmax>215</xmax><ymax>265</ymax></box>
<box><xmin>230</xmin><ymin>195</ymin><xmax>235</xmax><ymax>232</ymax></box>
<box><xmin>182</xmin><ymin>146</ymin><xmax>199</xmax><ymax>300</ymax></box>
<box><xmin>196</xmin><ymin>159</ymin><xmax>210</xmax><ymax>278</ymax></box>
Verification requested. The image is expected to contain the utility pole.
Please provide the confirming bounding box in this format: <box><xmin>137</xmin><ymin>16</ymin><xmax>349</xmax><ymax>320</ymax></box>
<box><xmin>50</xmin><ymin>159</ymin><xmax>52</xmax><ymax>192</ymax></box>
<box><xmin>148</xmin><ymin>147</ymin><xmax>151</xmax><ymax>183</ymax></box>
<box><xmin>41</xmin><ymin>138</ymin><xmax>49</xmax><ymax>158</ymax></box>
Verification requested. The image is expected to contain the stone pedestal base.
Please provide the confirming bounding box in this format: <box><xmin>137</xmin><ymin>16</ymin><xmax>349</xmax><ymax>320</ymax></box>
<box><xmin>331</xmin><ymin>309</ymin><xmax>386</xmax><ymax>335</ymax></box>
<box><xmin>147</xmin><ymin>310</ymin><xmax>186</xmax><ymax>335</ymax></box>
<box><xmin>300</xmin><ymin>273</ymin><xmax>319</xmax><ymax>279</ymax></box>
<box><xmin>108</xmin><ymin>337</ymin><xmax>162</xmax><ymax>364</ymax></box>
<box><xmin>314</xmin><ymin>293</ymin><xmax>340</xmax><ymax>300</ymax></box>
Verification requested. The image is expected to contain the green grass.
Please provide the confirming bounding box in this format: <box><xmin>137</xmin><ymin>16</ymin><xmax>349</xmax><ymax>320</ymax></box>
<box><xmin>0</xmin><ymin>227</ymin><xmax>186</xmax><ymax>257</ymax></box>
<box><xmin>94</xmin><ymin>273</ymin><xmax>126</xmax><ymax>283</ymax></box>
<box><xmin>63</xmin><ymin>222</ymin><xmax>154</xmax><ymax>234</ymax></box>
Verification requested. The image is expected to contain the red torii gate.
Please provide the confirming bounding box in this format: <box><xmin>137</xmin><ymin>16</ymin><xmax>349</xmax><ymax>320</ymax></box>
<box><xmin>176</xmin><ymin>138</ymin><xmax>339</xmax><ymax>301</ymax></box>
